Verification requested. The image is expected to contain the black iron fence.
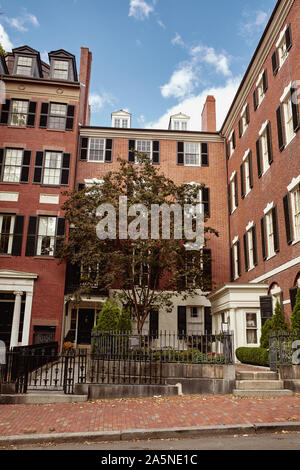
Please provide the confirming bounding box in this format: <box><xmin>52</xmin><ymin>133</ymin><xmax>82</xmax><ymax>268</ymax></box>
<box><xmin>0</xmin><ymin>332</ymin><xmax>234</xmax><ymax>395</ymax></box>
<box><xmin>269</xmin><ymin>332</ymin><xmax>300</xmax><ymax>371</ymax></box>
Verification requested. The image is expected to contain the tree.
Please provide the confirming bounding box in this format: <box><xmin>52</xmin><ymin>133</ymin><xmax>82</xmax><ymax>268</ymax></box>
<box><xmin>272</xmin><ymin>299</ymin><xmax>289</xmax><ymax>333</ymax></box>
<box><xmin>61</xmin><ymin>154</ymin><xmax>218</xmax><ymax>333</ymax></box>
<box><xmin>291</xmin><ymin>288</ymin><xmax>300</xmax><ymax>338</ymax></box>
<box><xmin>0</xmin><ymin>44</ymin><xmax>5</xmax><ymax>56</ymax></box>
<box><xmin>260</xmin><ymin>318</ymin><xmax>273</xmax><ymax>349</ymax></box>
<box><xmin>93</xmin><ymin>300</ymin><xmax>120</xmax><ymax>332</ymax></box>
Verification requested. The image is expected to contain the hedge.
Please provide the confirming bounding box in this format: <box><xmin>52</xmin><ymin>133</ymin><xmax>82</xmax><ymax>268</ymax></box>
<box><xmin>235</xmin><ymin>347</ymin><xmax>269</xmax><ymax>367</ymax></box>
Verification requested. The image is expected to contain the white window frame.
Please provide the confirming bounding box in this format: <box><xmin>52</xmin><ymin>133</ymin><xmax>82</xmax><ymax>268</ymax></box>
<box><xmin>240</xmin><ymin>105</ymin><xmax>248</xmax><ymax>137</ymax></box>
<box><xmin>113</xmin><ymin>118</ymin><xmax>129</xmax><ymax>128</ymax></box>
<box><xmin>247</xmin><ymin>227</ymin><xmax>255</xmax><ymax>271</ymax></box>
<box><xmin>266</xmin><ymin>210</ymin><xmax>276</xmax><ymax>259</ymax></box>
<box><xmin>260</xmin><ymin>126</ymin><xmax>270</xmax><ymax>176</ymax></box>
<box><xmin>228</xmin><ymin>131</ymin><xmax>235</xmax><ymax>157</ymax></box>
<box><xmin>291</xmin><ymin>185</ymin><xmax>300</xmax><ymax>242</ymax></box>
<box><xmin>282</xmin><ymin>90</ymin><xmax>295</xmax><ymax>146</ymax></box>
<box><xmin>190</xmin><ymin>307</ymin><xmax>199</xmax><ymax>318</ymax></box>
<box><xmin>135</xmin><ymin>140</ymin><xmax>152</xmax><ymax>163</ymax></box>
<box><xmin>246</xmin><ymin>312</ymin><xmax>258</xmax><ymax>345</ymax></box>
<box><xmin>184</xmin><ymin>142</ymin><xmax>201</xmax><ymax>167</ymax></box>
<box><xmin>9</xmin><ymin>100</ymin><xmax>29</xmax><ymax>127</ymax></box>
<box><xmin>36</xmin><ymin>216</ymin><xmax>57</xmax><ymax>257</ymax></box>
<box><xmin>87</xmin><ymin>138</ymin><xmax>105</xmax><ymax>162</ymax></box>
<box><xmin>276</xmin><ymin>25</ymin><xmax>290</xmax><ymax>70</ymax></box>
<box><xmin>16</xmin><ymin>56</ymin><xmax>33</xmax><ymax>76</ymax></box>
<box><xmin>48</xmin><ymin>103</ymin><xmax>67</xmax><ymax>130</ymax></box>
<box><xmin>232</xmin><ymin>238</ymin><xmax>240</xmax><ymax>280</ymax></box>
<box><xmin>52</xmin><ymin>60</ymin><xmax>70</xmax><ymax>80</ymax></box>
<box><xmin>42</xmin><ymin>151</ymin><xmax>63</xmax><ymax>186</ymax></box>
<box><xmin>256</xmin><ymin>73</ymin><xmax>265</xmax><ymax>107</ymax></box>
<box><xmin>3</xmin><ymin>148</ymin><xmax>23</xmax><ymax>183</ymax></box>
<box><xmin>242</xmin><ymin>151</ymin><xmax>252</xmax><ymax>197</ymax></box>
<box><xmin>0</xmin><ymin>214</ymin><xmax>15</xmax><ymax>254</ymax></box>
<box><xmin>230</xmin><ymin>172</ymin><xmax>237</xmax><ymax>214</ymax></box>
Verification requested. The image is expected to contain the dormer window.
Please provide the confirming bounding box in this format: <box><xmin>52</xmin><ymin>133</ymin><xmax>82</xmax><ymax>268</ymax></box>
<box><xmin>52</xmin><ymin>60</ymin><xmax>69</xmax><ymax>80</ymax></box>
<box><xmin>114</xmin><ymin>118</ymin><xmax>129</xmax><ymax>128</ymax></box>
<box><xmin>111</xmin><ymin>110</ymin><xmax>131</xmax><ymax>128</ymax></box>
<box><xmin>169</xmin><ymin>113</ymin><xmax>190</xmax><ymax>131</ymax></box>
<box><xmin>16</xmin><ymin>56</ymin><xmax>33</xmax><ymax>76</ymax></box>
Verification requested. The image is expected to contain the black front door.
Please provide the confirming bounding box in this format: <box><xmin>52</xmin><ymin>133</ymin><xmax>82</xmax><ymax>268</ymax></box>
<box><xmin>77</xmin><ymin>309</ymin><xmax>95</xmax><ymax>345</ymax></box>
<box><xmin>0</xmin><ymin>300</ymin><xmax>14</xmax><ymax>349</ymax></box>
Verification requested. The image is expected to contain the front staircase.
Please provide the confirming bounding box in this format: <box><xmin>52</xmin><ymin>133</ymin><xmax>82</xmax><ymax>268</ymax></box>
<box><xmin>233</xmin><ymin>370</ymin><xmax>294</xmax><ymax>397</ymax></box>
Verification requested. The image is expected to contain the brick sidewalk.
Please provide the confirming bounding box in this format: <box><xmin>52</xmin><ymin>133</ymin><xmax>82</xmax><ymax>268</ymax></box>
<box><xmin>0</xmin><ymin>394</ymin><xmax>299</xmax><ymax>437</ymax></box>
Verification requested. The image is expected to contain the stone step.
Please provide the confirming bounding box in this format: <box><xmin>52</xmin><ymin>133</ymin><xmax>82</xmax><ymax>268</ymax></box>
<box><xmin>233</xmin><ymin>389</ymin><xmax>294</xmax><ymax>397</ymax></box>
<box><xmin>235</xmin><ymin>380</ymin><xmax>284</xmax><ymax>391</ymax></box>
<box><xmin>236</xmin><ymin>371</ymin><xmax>278</xmax><ymax>381</ymax></box>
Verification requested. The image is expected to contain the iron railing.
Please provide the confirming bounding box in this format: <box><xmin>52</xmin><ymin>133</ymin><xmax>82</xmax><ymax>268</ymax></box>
<box><xmin>269</xmin><ymin>331</ymin><xmax>300</xmax><ymax>371</ymax></box>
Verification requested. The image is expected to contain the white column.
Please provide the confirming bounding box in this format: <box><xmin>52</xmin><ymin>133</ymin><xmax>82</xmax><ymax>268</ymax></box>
<box><xmin>9</xmin><ymin>291</ymin><xmax>23</xmax><ymax>349</ymax></box>
<box><xmin>21</xmin><ymin>292</ymin><xmax>33</xmax><ymax>346</ymax></box>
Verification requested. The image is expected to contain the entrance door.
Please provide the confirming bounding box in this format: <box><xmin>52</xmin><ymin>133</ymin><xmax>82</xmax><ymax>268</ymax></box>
<box><xmin>77</xmin><ymin>309</ymin><xmax>95</xmax><ymax>345</ymax></box>
<box><xmin>0</xmin><ymin>300</ymin><xmax>14</xmax><ymax>348</ymax></box>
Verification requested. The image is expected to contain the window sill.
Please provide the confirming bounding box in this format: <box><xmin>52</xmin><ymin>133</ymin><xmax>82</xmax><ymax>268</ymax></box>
<box><xmin>292</xmin><ymin>238</ymin><xmax>300</xmax><ymax>246</ymax></box>
<box><xmin>285</xmin><ymin>132</ymin><xmax>296</xmax><ymax>149</ymax></box>
<box><xmin>247</xmin><ymin>266</ymin><xmax>255</xmax><ymax>272</ymax></box>
<box><xmin>0</xmin><ymin>254</ymin><xmax>12</xmax><ymax>258</ymax></box>
<box><xmin>231</xmin><ymin>207</ymin><xmax>238</xmax><ymax>215</ymax></box>
<box><xmin>33</xmin><ymin>256</ymin><xmax>56</xmax><ymax>260</ymax></box>
<box><xmin>7</xmin><ymin>125</ymin><xmax>27</xmax><ymax>129</ymax></box>
<box><xmin>261</xmin><ymin>165</ymin><xmax>271</xmax><ymax>178</ymax></box>
<box><xmin>266</xmin><ymin>253</ymin><xmax>276</xmax><ymax>261</ymax></box>
<box><xmin>46</xmin><ymin>128</ymin><xmax>66</xmax><ymax>133</ymax></box>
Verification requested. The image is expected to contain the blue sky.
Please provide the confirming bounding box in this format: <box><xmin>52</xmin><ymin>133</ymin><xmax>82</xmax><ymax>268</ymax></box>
<box><xmin>0</xmin><ymin>0</ymin><xmax>278</xmax><ymax>130</ymax></box>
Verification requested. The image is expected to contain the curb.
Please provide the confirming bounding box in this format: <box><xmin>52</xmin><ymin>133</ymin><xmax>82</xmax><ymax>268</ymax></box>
<box><xmin>1</xmin><ymin>422</ymin><xmax>300</xmax><ymax>446</ymax></box>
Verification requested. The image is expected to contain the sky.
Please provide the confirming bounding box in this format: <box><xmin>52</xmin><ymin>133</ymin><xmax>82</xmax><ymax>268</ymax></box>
<box><xmin>0</xmin><ymin>0</ymin><xmax>278</xmax><ymax>130</ymax></box>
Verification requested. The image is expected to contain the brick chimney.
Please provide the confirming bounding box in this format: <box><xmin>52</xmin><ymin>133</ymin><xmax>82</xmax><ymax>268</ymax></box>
<box><xmin>201</xmin><ymin>95</ymin><xmax>216</xmax><ymax>132</ymax></box>
<box><xmin>79</xmin><ymin>46</ymin><xmax>92</xmax><ymax>126</ymax></box>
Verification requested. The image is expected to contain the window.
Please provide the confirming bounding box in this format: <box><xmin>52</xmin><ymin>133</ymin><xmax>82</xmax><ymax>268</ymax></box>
<box><xmin>48</xmin><ymin>103</ymin><xmax>67</xmax><ymax>130</ymax></box>
<box><xmin>36</xmin><ymin>216</ymin><xmax>57</xmax><ymax>256</ymax></box>
<box><xmin>253</xmin><ymin>70</ymin><xmax>268</xmax><ymax>110</ymax></box>
<box><xmin>174</xmin><ymin>120</ymin><xmax>187</xmax><ymax>131</ymax></box>
<box><xmin>190</xmin><ymin>307</ymin><xmax>198</xmax><ymax>318</ymax></box>
<box><xmin>33</xmin><ymin>151</ymin><xmax>70</xmax><ymax>186</ymax></box>
<box><xmin>129</xmin><ymin>140</ymin><xmax>160</xmax><ymax>164</ymax></box>
<box><xmin>246</xmin><ymin>313</ymin><xmax>257</xmax><ymax>344</ymax></box>
<box><xmin>2</xmin><ymin>148</ymin><xmax>23</xmax><ymax>183</ymax></box>
<box><xmin>226</xmin><ymin>131</ymin><xmax>236</xmax><ymax>158</ymax></box>
<box><xmin>231</xmin><ymin>239</ymin><xmax>241</xmax><ymax>280</ymax></box>
<box><xmin>16</xmin><ymin>56</ymin><xmax>33</xmax><ymax>76</ymax></box>
<box><xmin>277</xmin><ymin>83</ymin><xmax>300</xmax><ymax>151</ymax></box>
<box><xmin>88</xmin><ymin>139</ymin><xmax>105</xmax><ymax>162</ymax></box>
<box><xmin>272</xmin><ymin>25</ymin><xmax>292</xmax><ymax>75</ymax></box>
<box><xmin>9</xmin><ymin>100</ymin><xmax>28</xmax><ymax>127</ymax></box>
<box><xmin>291</xmin><ymin>186</ymin><xmax>300</xmax><ymax>241</ymax></box>
<box><xmin>136</xmin><ymin>140</ymin><xmax>152</xmax><ymax>159</ymax></box>
<box><xmin>177</xmin><ymin>142</ymin><xmax>208</xmax><ymax>166</ymax></box>
<box><xmin>244</xmin><ymin>224</ymin><xmax>257</xmax><ymax>272</ymax></box>
<box><xmin>52</xmin><ymin>60</ymin><xmax>69</xmax><ymax>80</ymax></box>
<box><xmin>0</xmin><ymin>99</ymin><xmax>37</xmax><ymax>127</ymax></box>
<box><xmin>261</xmin><ymin>206</ymin><xmax>279</xmax><ymax>260</ymax></box>
<box><xmin>241</xmin><ymin>150</ymin><xmax>253</xmax><ymax>198</ymax></box>
<box><xmin>239</xmin><ymin>104</ymin><xmax>250</xmax><ymax>138</ymax></box>
<box><xmin>228</xmin><ymin>172</ymin><xmax>238</xmax><ymax>214</ymax></box>
<box><xmin>256</xmin><ymin>122</ymin><xmax>273</xmax><ymax>178</ymax></box>
<box><xmin>0</xmin><ymin>214</ymin><xmax>15</xmax><ymax>254</ymax></box>
<box><xmin>114</xmin><ymin>118</ymin><xmax>128</xmax><ymax>128</ymax></box>
<box><xmin>284</xmin><ymin>181</ymin><xmax>300</xmax><ymax>244</ymax></box>
<box><xmin>43</xmin><ymin>152</ymin><xmax>63</xmax><ymax>185</ymax></box>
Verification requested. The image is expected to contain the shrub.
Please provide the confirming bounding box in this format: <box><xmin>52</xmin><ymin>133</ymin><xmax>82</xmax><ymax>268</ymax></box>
<box><xmin>291</xmin><ymin>288</ymin><xmax>300</xmax><ymax>338</ymax></box>
<box><xmin>235</xmin><ymin>347</ymin><xmax>269</xmax><ymax>366</ymax></box>
<box><xmin>272</xmin><ymin>299</ymin><xmax>289</xmax><ymax>333</ymax></box>
<box><xmin>93</xmin><ymin>300</ymin><xmax>120</xmax><ymax>332</ymax></box>
<box><xmin>117</xmin><ymin>306</ymin><xmax>132</xmax><ymax>332</ymax></box>
<box><xmin>260</xmin><ymin>318</ymin><xmax>273</xmax><ymax>349</ymax></box>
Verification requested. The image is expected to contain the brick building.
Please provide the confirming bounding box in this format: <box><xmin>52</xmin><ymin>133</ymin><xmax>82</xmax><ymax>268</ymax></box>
<box><xmin>0</xmin><ymin>0</ymin><xmax>299</xmax><ymax>351</ymax></box>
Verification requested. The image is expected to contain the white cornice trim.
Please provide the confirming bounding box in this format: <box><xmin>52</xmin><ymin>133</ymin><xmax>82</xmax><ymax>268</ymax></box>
<box><xmin>246</xmin><ymin>221</ymin><xmax>254</xmax><ymax>232</ymax></box>
<box><xmin>280</xmin><ymin>82</ymin><xmax>292</xmax><ymax>102</ymax></box>
<box><xmin>287</xmin><ymin>175</ymin><xmax>300</xmax><ymax>192</ymax></box>
<box><xmin>264</xmin><ymin>201</ymin><xmax>274</xmax><ymax>215</ymax></box>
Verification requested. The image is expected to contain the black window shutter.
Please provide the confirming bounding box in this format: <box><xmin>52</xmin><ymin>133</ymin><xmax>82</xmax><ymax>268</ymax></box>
<box><xmin>201</xmin><ymin>143</ymin><xmax>209</xmax><ymax>166</ymax></box>
<box><xmin>238</xmin><ymin>118</ymin><xmax>242</xmax><ymax>138</ymax></box>
<box><xmin>272</xmin><ymin>206</ymin><xmax>280</xmax><ymax>253</ymax></box>
<box><xmin>105</xmin><ymin>139</ymin><xmax>113</xmax><ymax>162</ymax></box>
<box><xmin>240</xmin><ymin>162</ymin><xmax>245</xmax><ymax>199</ymax></box>
<box><xmin>261</xmin><ymin>216</ymin><xmax>267</xmax><ymax>261</ymax></box>
<box><xmin>232</xmin><ymin>130</ymin><xmax>236</xmax><ymax>149</ymax></box>
<box><xmin>149</xmin><ymin>309</ymin><xmax>159</xmax><ymax>338</ymax></box>
<box><xmin>253</xmin><ymin>88</ymin><xmax>258</xmax><ymax>111</ymax></box>
<box><xmin>26</xmin><ymin>101</ymin><xmax>37</xmax><ymax>127</ymax></box>
<box><xmin>256</xmin><ymin>138</ymin><xmax>262</xmax><ymax>178</ymax></box>
<box><xmin>276</xmin><ymin>104</ymin><xmax>285</xmax><ymax>151</ymax></box>
<box><xmin>128</xmin><ymin>140</ymin><xmax>136</xmax><ymax>163</ymax></box>
<box><xmin>246</xmin><ymin>104</ymin><xmax>250</xmax><ymax>124</ymax></box>
<box><xmin>25</xmin><ymin>216</ymin><xmax>38</xmax><ymax>257</ymax></box>
<box><xmin>204</xmin><ymin>306</ymin><xmax>212</xmax><ymax>334</ymax></box>
<box><xmin>39</xmin><ymin>103</ymin><xmax>49</xmax><ymax>128</ymax></box>
<box><xmin>248</xmin><ymin>151</ymin><xmax>253</xmax><ymax>189</ymax></box>
<box><xmin>66</xmin><ymin>105</ymin><xmax>75</xmax><ymax>131</ymax></box>
<box><xmin>243</xmin><ymin>233</ymin><xmax>249</xmax><ymax>272</ymax></box>
<box><xmin>290</xmin><ymin>286</ymin><xmax>298</xmax><ymax>311</ymax></box>
<box><xmin>252</xmin><ymin>225</ymin><xmax>258</xmax><ymax>266</ymax></box>
<box><xmin>234</xmin><ymin>173</ymin><xmax>238</xmax><ymax>208</ymax></box>
<box><xmin>55</xmin><ymin>218</ymin><xmax>66</xmax><ymax>257</ymax></box>
<box><xmin>266</xmin><ymin>121</ymin><xmax>273</xmax><ymax>165</ymax></box>
<box><xmin>272</xmin><ymin>50</ymin><xmax>279</xmax><ymax>76</ymax></box>
<box><xmin>285</xmin><ymin>24</ymin><xmax>292</xmax><ymax>52</ymax></box>
<box><xmin>0</xmin><ymin>148</ymin><xmax>3</xmax><ymax>180</ymax></box>
<box><xmin>291</xmin><ymin>84</ymin><xmax>300</xmax><ymax>133</ymax></box>
<box><xmin>283</xmin><ymin>193</ymin><xmax>293</xmax><ymax>245</ymax></box>
<box><xmin>263</xmin><ymin>70</ymin><xmax>268</xmax><ymax>93</ymax></box>
<box><xmin>226</xmin><ymin>142</ymin><xmax>230</xmax><ymax>160</ymax></box>
<box><xmin>0</xmin><ymin>99</ymin><xmax>11</xmax><ymax>125</ymax></box>
<box><xmin>20</xmin><ymin>150</ymin><xmax>31</xmax><ymax>183</ymax></box>
<box><xmin>33</xmin><ymin>151</ymin><xmax>44</xmax><ymax>183</ymax></box>
<box><xmin>152</xmin><ymin>140</ymin><xmax>160</xmax><ymax>164</ymax></box>
<box><xmin>237</xmin><ymin>240</ymin><xmax>241</xmax><ymax>277</ymax></box>
<box><xmin>177</xmin><ymin>142</ymin><xmax>184</xmax><ymax>165</ymax></box>
<box><xmin>202</xmin><ymin>187</ymin><xmax>210</xmax><ymax>218</ymax></box>
<box><xmin>80</xmin><ymin>137</ymin><xmax>88</xmax><ymax>161</ymax></box>
<box><xmin>230</xmin><ymin>246</ymin><xmax>234</xmax><ymax>281</ymax></box>
<box><xmin>60</xmin><ymin>153</ymin><xmax>71</xmax><ymax>185</ymax></box>
<box><xmin>260</xmin><ymin>296</ymin><xmax>273</xmax><ymax>325</ymax></box>
<box><xmin>11</xmin><ymin>215</ymin><xmax>24</xmax><ymax>256</ymax></box>
<box><xmin>177</xmin><ymin>306</ymin><xmax>187</xmax><ymax>337</ymax></box>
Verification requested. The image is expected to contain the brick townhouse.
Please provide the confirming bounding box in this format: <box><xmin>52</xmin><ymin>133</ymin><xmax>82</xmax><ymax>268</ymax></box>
<box><xmin>0</xmin><ymin>0</ymin><xmax>299</xmax><ymax>352</ymax></box>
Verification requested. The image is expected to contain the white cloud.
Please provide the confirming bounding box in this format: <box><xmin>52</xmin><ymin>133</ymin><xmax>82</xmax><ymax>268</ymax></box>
<box><xmin>0</xmin><ymin>24</ymin><xmax>13</xmax><ymax>51</ymax></box>
<box><xmin>146</xmin><ymin>76</ymin><xmax>241</xmax><ymax>131</ymax></box>
<box><xmin>41</xmin><ymin>50</ymin><xmax>49</xmax><ymax>64</ymax></box>
<box><xmin>190</xmin><ymin>45</ymin><xmax>231</xmax><ymax>77</ymax></box>
<box><xmin>129</xmin><ymin>0</ymin><xmax>154</xmax><ymax>20</ymax></box>
<box><xmin>89</xmin><ymin>92</ymin><xmax>116</xmax><ymax>112</ymax></box>
<box><xmin>4</xmin><ymin>13</ymin><xmax>39</xmax><ymax>33</ymax></box>
<box><xmin>171</xmin><ymin>33</ymin><xmax>185</xmax><ymax>47</ymax></box>
<box><xmin>239</xmin><ymin>10</ymin><xmax>268</xmax><ymax>43</ymax></box>
<box><xmin>157</xmin><ymin>19</ymin><xmax>166</xmax><ymax>29</ymax></box>
<box><xmin>161</xmin><ymin>64</ymin><xmax>198</xmax><ymax>99</ymax></box>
